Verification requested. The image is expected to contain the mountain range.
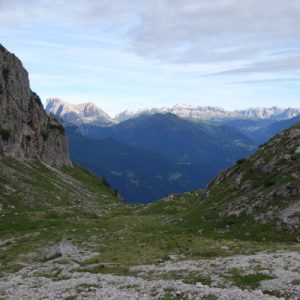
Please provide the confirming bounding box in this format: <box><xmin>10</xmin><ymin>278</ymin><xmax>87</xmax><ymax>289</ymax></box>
<box><xmin>115</xmin><ymin>104</ymin><xmax>300</xmax><ymax>123</ymax></box>
<box><xmin>46</xmin><ymin>99</ymin><xmax>300</xmax><ymax>203</ymax></box>
<box><xmin>46</xmin><ymin>98</ymin><xmax>300</xmax><ymax>146</ymax></box>
<box><xmin>46</xmin><ymin>98</ymin><xmax>300</xmax><ymax>125</ymax></box>
<box><xmin>66</xmin><ymin>125</ymin><xmax>215</xmax><ymax>203</ymax></box>
<box><xmin>66</xmin><ymin>113</ymin><xmax>255</xmax><ymax>202</ymax></box>
<box><xmin>80</xmin><ymin>113</ymin><xmax>256</xmax><ymax>170</ymax></box>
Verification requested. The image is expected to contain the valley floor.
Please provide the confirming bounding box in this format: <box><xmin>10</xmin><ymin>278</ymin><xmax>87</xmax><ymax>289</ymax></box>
<box><xmin>1</xmin><ymin>159</ymin><xmax>299</xmax><ymax>300</ymax></box>
<box><xmin>1</xmin><ymin>250</ymin><xmax>299</xmax><ymax>300</ymax></box>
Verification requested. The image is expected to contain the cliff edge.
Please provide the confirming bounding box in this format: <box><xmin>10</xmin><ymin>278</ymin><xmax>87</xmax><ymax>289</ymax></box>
<box><xmin>0</xmin><ymin>44</ymin><xmax>71</xmax><ymax>167</ymax></box>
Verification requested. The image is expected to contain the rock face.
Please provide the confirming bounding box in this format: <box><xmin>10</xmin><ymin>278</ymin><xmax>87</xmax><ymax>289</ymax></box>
<box><xmin>0</xmin><ymin>44</ymin><xmax>72</xmax><ymax>167</ymax></box>
<box><xmin>199</xmin><ymin>121</ymin><xmax>300</xmax><ymax>233</ymax></box>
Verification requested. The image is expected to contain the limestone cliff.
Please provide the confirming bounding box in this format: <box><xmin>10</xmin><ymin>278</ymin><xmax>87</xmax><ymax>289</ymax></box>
<box><xmin>0</xmin><ymin>44</ymin><xmax>71</xmax><ymax>167</ymax></box>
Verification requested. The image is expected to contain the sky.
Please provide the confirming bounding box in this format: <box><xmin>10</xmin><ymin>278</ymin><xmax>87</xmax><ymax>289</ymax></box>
<box><xmin>0</xmin><ymin>0</ymin><xmax>300</xmax><ymax>117</ymax></box>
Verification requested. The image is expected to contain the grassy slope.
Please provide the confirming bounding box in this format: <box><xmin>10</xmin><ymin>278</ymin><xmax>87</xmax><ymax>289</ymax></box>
<box><xmin>0</xmin><ymin>151</ymin><xmax>298</xmax><ymax>278</ymax></box>
<box><xmin>0</xmin><ymin>118</ymin><xmax>300</xmax><ymax>274</ymax></box>
<box><xmin>0</xmin><ymin>158</ymin><xmax>123</xmax><ymax>274</ymax></box>
<box><xmin>182</xmin><ymin>124</ymin><xmax>300</xmax><ymax>242</ymax></box>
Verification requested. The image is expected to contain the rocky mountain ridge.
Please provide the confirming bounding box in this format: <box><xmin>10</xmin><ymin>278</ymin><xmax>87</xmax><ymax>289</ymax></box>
<box><xmin>184</xmin><ymin>121</ymin><xmax>300</xmax><ymax>235</ymax></box>
<box><xmin>0</xmin><ymin>44</ymin><xmax>71</xmax><ymax>167</ymax></box>
<box><xmin>46</xmin><ymin>98</ymin><xmax>300</xmax><ymax>125</ymax></box>
<box><xmin>46</xmin><ymin>98</ymin><xmax>115</xmax><ymax>127</ymax></box>
<box><xmin>115</xmin><ymin>104</ymin><xmax>300</xmax><ymax>123</ymax></box>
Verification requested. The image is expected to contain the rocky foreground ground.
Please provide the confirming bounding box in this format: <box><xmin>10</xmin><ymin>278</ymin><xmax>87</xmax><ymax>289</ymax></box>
<box><xmin>1</xmin><ymin>250</ymin><xmax>299</xmax><ymax>300</ymax></box>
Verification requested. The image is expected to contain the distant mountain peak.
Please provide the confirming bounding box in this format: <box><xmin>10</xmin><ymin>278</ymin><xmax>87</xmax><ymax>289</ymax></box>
<box><xmin>115</xmin><ymin>104</ymin><xmax>300</xmax><ymax>123</ymax></box>
<box><xmin>46</xmin><ymin>99</ymin><xmax>115</xmax><ymax>126</ymax></box>
<box><xmin>172</xmin><ymin>103</ymin><xmax>193</xmax><ymax>109</ymax></box>
<box><xmin>47</xmin><ymin>99</ymin><xmax>300</xmax><ymax>126</ymax></box>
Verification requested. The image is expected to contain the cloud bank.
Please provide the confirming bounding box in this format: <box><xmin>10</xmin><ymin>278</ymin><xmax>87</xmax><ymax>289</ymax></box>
<box><xmin>1</xmin><ymin>0</ymin><xmax>300</xmax><ymax>73</ymax></box>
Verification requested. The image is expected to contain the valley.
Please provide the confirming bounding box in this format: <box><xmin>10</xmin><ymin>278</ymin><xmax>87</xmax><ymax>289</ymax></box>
<box><xmin>0</xmin><ymin>158</ymin><xmax>299</xmax><ymax>299</ymax></box>
<box><xmin>46</xmin><ymin>99</ymin><xmax>300</xmax><ymax>204</ymax></box>
<box><xmin>0</xmin><ymin>42</ymin><xmax>299</xmax><ymax>300</ymax></box>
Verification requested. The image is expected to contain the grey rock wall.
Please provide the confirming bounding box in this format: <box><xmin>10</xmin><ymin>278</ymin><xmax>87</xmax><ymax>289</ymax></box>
<box><xmin>0</xmin><ymin>44</ymin><xmax>72</xmax><ymax>167</ymax></box>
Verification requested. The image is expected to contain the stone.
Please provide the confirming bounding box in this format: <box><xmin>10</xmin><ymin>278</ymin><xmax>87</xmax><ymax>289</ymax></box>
<box><xmin>276</xmin><ymin>184</ymin><xmax>300</xmax><ymax>197</ymax></box>
<box><xmin>289</xmin><ymin>128</ymin><xmax>300</xmax><ymax>139</ymax></box>
<box><xmin>295</xmin><ymin>146</ymin><xmax>300</xmax><ymax>154</ymax></box>
<box><xmin>280</xmin><ymin>201</ymin><xmax>300</xmax><ymax>227</ymax></box>
<box><xmin>234</xmin><ymin>172</ymin><xmax>243</xmax><ymax>188</ymax></box>
<box><xmin>44</xmin><ymin>240</ymin><xmax>78</xmax><ymax>260</ymax></box>
<box><xmin>0</xmin><ymin>44</ymin><xmax>72</xmax><ymax>168</ymax></box>
<box><xmin>221</xmin><ymin>246</ymin><xmax>229</xmax><ymax>250</ymax></box>
<box><xmin>291</xmin><ymin>172</ymin><xmax>300</xmax><ymax>179</ymax></box>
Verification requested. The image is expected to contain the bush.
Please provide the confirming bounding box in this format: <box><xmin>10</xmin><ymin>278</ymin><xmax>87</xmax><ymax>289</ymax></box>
<box><xmin>102</xmin><ymin>178</ymin><xmax>111</xmax><ymax>188</ymax></box>
<box><xmin>40</xmin><ymin>123</ymin><xmax>65</xmax><ymax>140</ymax></box>
<box><xmin>231</xmin><ymin>271</ymin><xmax>274</xmax><ymax>288</ymax></box>
<box><xmin>237</xmin><ymin>158</ymin><xmax>246</xmax><ymax>165</ymax></box>
<box><xmin>264</xmin><ymin>179</ymin><xmax>276</xmax><ymax>187</ymax></box>
<box><xmin>40</xmin><ymin>128</ymin><xmax>49</xmax><ymax>140</ymax></box>
<box><xmin>32</xmin><ymin>92</ymin><xmax>43</xmax><ymax>107</ymax></box>
<box><xmin>48</xmin><ymin>123</ymin><xmax>65</xmax><ymax>134</ymax></box>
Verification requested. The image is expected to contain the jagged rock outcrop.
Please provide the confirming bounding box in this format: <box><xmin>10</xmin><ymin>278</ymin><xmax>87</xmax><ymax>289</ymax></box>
<box><xmin>194</xmin><ymin>122</ymin><xmax>300</xmax><ymax>234</ymax></box>
<box><xmin>0</xmin><ymin>44</ymin><xmax>72</xmax><ymax>167</ymax></box>
<box><xmin>45</xmin><ymin>98</ymin><xmax>115</xmax><ymax>126</ymax></box>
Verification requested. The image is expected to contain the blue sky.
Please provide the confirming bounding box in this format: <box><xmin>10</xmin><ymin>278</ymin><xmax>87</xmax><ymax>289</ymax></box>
<box><xmin>1</xmin><ymin>0</ymin><xmax>300</xmax><ymax>116</ymax></box>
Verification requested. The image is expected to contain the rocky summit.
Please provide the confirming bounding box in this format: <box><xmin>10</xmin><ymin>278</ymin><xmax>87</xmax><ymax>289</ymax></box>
<box><xmin>0</xmin><ymin>44</ymin><xmax>71</xmax><ymax>167</ymax></box>
<box><xmin>46</xmin><ymin>98</ymin><xmax>115</xmax><ymax>127</ymax></box>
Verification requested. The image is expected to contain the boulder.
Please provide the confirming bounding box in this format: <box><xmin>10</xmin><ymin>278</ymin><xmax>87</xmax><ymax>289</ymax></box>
<box><xmin>289</xmin><ymin>128</ymin><xmax>300</xmax><ymax>139</ymax></box>
<box><xmin>44</xmin><ymin>240</ymin><xmax>78</xmax><ymax>260</ymax></box>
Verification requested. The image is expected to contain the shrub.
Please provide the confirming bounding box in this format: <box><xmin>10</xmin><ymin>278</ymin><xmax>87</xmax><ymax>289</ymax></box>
<box><xmin>264</xmin><ymin>179</ymin><xmax>276</xmax><ymax>187</ymax></box>
<box><xmin>237</xmin><ymin>158</ymin><xmax>246</xmax><ymax>165</ymax></box>
<box><xmin>32</xmin><ymin>92</ymin><xmax>43</xmax><ymax>107</ymax></box>
<box><xmin>231</xmin><ymin>271</ymin><xmax>274</xmax><ymax>288</ymax></box>
<box><xmin>48</xmin><ymin>123</ymin><xmax>65</xmax><ymax>134</ymax></box>
<box><xmin>102</xmin><ymin>178</ymin><xmax>111</xmax><ymax>188</ymax></box>
<box><xmin>41</xmin><ymin>123</ymin><xmax>65</xmax><ymax>140</ymax></box>
<box><xmin>40</xmin><ymin>128</ymin><xmax>49</xmax><ymax>140</ymax></box>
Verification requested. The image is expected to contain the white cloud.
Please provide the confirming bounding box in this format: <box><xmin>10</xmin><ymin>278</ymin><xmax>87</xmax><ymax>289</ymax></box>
<box><xmin>0</xmin><ymin>0</ymin><xmax>135</xmax><ymax>27</ymax></box>
<box><xmin>209</xmin><ymin>54</ymin><xmax>300</xmax><ymax>76</ymax></box>
<box><xmin>1</xmin><ymin>0</ymin><xmax>300</xmax><ymax>72</ymax></box>
<box><xmin>128</xmin><ymin>0</ymin><xmax>300</xmax><ymax>66</ymax></box>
